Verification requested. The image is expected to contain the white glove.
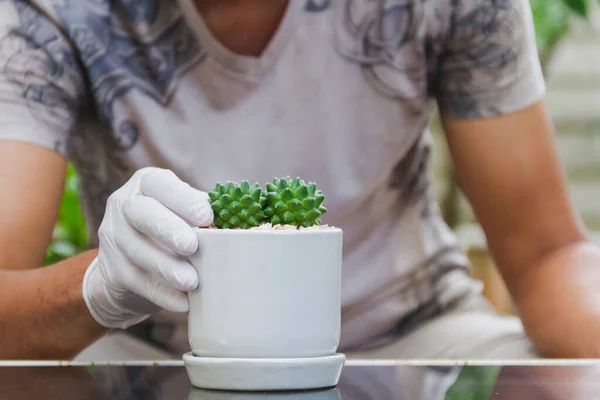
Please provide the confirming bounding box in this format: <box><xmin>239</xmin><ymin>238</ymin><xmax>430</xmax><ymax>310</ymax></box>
<box><xmin>82</xmin><ymin>167</ymin><xmax>214</xmax><ymax>330</ymax></box>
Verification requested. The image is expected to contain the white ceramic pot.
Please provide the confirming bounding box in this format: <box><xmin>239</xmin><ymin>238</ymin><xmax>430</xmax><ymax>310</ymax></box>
<box><xmin>188</xmin><ymin>228</ymin><xmax>343</xmax><ymax>359</ymax></box>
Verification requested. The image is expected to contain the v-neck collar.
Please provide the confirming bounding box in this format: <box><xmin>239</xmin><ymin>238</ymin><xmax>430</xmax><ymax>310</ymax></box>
<box><xmin>177</xmin><ymin>0</ymin><xmax>303</xmax><ymax>77</ymax></box>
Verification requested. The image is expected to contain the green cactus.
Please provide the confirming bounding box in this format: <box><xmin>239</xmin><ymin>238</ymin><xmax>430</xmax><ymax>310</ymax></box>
<box><xmin>264</xmin><ymin>177</ymin><xmax>327</xmax><ymax>228</ymax></box>
<box><xmin>208</xmin><ymin>181</ymin><xmax>267</xmax><ymax>229</ymax></box>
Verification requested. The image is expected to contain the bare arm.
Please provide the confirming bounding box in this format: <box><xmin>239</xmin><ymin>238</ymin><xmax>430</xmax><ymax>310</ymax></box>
<box><xmin>0</xmin><ymin>141</ymin><xmax>106</xmax><ymax>359</ymax></box>
<box><xmin>442</xmin><ymin>101</ymin><xmax>600</xmax><ymax>358</ymax></box>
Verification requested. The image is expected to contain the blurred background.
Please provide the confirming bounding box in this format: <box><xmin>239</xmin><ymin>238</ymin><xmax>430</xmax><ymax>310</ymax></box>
<box><xmin>45</xmin><ymin>0</ymin><xmax>600</xmax><ymax>320</ymax></box>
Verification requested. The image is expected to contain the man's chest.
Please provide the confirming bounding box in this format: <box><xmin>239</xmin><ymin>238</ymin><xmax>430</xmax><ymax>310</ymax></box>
<box><xmin>62</xmin><ymin>0</ymin><xmax>438</xmax><ymax>195</ymax></box>
<box><xmin>113</xmin><ymin>48</ymin><xmax>430</xmax><ymax>193</ymax></box>
<box><xmin>43</xmin><ymin>0</ymin><xmax>440</xmax><ymax>119</ymax></box>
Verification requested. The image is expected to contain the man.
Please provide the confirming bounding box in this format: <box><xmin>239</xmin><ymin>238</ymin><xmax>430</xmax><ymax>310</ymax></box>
<box><xmin>0</xmin><ymin>0</ymin><xmax>597</xmax><ymax>361</ymax></box>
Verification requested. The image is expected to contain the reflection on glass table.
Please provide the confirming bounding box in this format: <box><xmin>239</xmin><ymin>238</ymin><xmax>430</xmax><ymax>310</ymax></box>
<box><xmin>2</xmin><ymin>363</ymin><xmax>600</xmax><ymax>400</ymax></box>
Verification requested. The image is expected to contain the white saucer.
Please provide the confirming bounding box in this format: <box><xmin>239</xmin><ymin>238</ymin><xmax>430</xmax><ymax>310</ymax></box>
<box><xmin>183</xmin><ymin>352</ymin><xmax>346</xmax><ymax>391</ymax></box>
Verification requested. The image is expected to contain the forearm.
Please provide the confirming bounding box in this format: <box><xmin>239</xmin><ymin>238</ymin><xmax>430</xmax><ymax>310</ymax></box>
<box><xmin>513</xmin><ymin>241</ymin><xmax>600</xmax><ymax>358</ymax></box>
<box><xmin>0</xmin><ymin>250</ymin><xmax>107</xmax><ymax>359</ymax></box>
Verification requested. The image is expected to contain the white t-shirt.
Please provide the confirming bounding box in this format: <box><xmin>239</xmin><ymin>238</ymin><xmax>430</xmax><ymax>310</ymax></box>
<box><xmin>0</xmin><ymin>0</ymin><xmax>545</xmax><ymax>353</ymax></box>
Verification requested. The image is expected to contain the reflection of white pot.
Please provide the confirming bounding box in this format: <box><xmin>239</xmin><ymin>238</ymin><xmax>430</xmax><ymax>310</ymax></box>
<box><xmin>187</xmin><ymin>228</ymin><xmax>343</xmax><ymax>359</ymax></box>
<box><xmin>188</xmin><ymin>387</ymin><xmax>341</xmax><ymax>400</ymax></box>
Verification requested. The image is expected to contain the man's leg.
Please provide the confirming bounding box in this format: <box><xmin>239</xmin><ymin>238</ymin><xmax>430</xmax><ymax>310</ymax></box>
<box><xmin>346</xmin><ymin>293</ymin><xmax>540</xmax><ymax>359</ymax></box>
<box><xmin>338</xmin><ymin>364</ymin><xmax>462</xmax><ymax>400</ymax></box>
<box><xmin>342</xmin><ymin>293</ymin><xmax>540</xmax><ymax>400</ymax></box>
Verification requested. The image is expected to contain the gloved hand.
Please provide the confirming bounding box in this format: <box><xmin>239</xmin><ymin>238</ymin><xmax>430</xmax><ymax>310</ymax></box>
<box><xmin>82</xmin><ymin>167</ymin><xmax>214</xmax><ymax>330</ymax></box>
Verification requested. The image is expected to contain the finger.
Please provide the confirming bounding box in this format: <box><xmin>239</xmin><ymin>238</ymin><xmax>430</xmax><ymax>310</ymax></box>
<box><xmin>122</xmin><ymin>264</ymin><xmax>191</xmax><ymax>313</ymax></box>
<box><xmin>138</xmin><ymin>169</ymin><xmax>214</xmax><ymax>227</ymax></box>
<box><xmin>123</xmin><ymin>196</ymin><xmax>199</xmax><ymax>256</ymax></box>
<box><xmin>120</xmin><ymin>228</ymin><xmax>199</xmax><ymax>291</ymax></box>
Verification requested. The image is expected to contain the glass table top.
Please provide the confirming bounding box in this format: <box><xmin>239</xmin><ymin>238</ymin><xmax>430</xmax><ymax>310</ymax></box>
<box><xmin>1</xmin><ymin>361</ymin><xmax>600</xmax><ymax>399</ymax></box>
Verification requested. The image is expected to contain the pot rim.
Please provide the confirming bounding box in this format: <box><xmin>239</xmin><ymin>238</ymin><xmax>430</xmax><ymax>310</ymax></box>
<box><xmin>193</xmin><ymin>227</ymin><xmax>342</xmax><ymax>236</ymax></box>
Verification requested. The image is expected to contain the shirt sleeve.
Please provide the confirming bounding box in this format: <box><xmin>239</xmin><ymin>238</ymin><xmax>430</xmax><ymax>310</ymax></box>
<box><xmin>433</xmin><ymin>0</ymin><xmax>546</xmax><ymax>119</ymax></box>
<box><xmin>0</xmin><ymin>1</ymin><xmax>87</xmax><ymax>157</ymax></box>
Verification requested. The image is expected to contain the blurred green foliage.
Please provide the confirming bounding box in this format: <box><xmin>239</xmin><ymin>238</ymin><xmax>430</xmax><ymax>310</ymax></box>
<box><xmin>43</xmin><ymin>163</ymin><xmax>87</xmax><ymax>266</ymax></box>
<box><xmin>445</xmin><ymin>366</ymin><xmax>502</xmax><ymax>400</ymax></box>
<box><xmin>531</xmin><ymin>0</ymin><xmax>594</xmax><ymax>67</ymax></box>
